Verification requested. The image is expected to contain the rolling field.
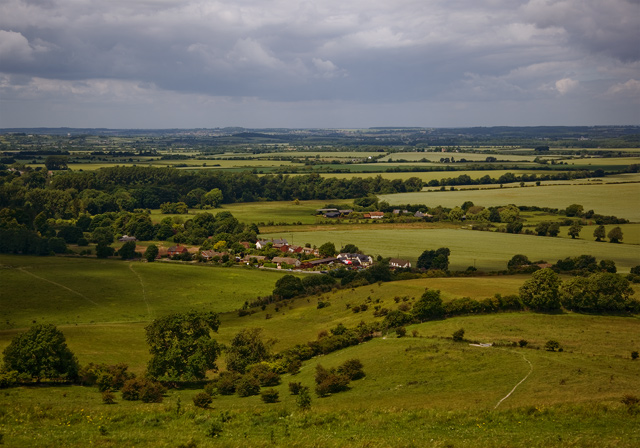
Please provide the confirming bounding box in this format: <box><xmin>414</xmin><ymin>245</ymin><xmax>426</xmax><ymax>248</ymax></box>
<box><xmin>380</xmin><ymin>182</ymin><xmax>640</xmax><ymax>222</ymax></box>
<box><xmin>262</xmin><ymin>227</ymin><xmax>640</xmax><ymax>271</ymax></box>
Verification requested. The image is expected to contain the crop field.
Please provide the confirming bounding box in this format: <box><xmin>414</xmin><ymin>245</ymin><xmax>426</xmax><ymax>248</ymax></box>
<box><xmin>380</xmin><ymin>182</ymin><xmax>640</xmax><ymax>222</ymax></box>
<box><xmin>262</xmin><ymin>227</ymin><xmax>640</xmax><ymax>271</ymax></box>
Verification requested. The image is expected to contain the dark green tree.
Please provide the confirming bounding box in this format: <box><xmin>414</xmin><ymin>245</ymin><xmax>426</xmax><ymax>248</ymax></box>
<box><xmin>44</xmin><ymin>155</ymin><xmax>69</xmax><ymax>170</ymax></box>
<box><xmin>507</xmin><ymin>254</ymin><xmax>531</xmax><ymax>270</ymax></box>
<box><xmin>273</xmin><ymin>274</ymin><xmax>303</xmax><ymax>299</ymax></box>
<box><xmin>340</xmin><ymin>244</ymin><xmax>360</xmax><ymax>253</ymax></box>
<box><xmin>118</xmin><ymin>241</ymin><xmax>136</xmax><ymax>259</ymax></box>
<box><xmin>412</xmin><ymin>289</ymin><xmax>445</xmax><ymax>321</ymax></box>
<box><xmin>2</xmin><ymin>324</ymin><xmax>79</xmax><ymax>382</ymax></box>
<box><xmin>145</xmin><ymin>311</ymin><xmax>221</xmax><ymax>381</ymax></box>
<box><xmin>417</xmin><ymin>248</ymin><xmax>450</xmax><ymax>270</ymax></box>
<box><xmin>225</xmin><ymin>328</ymin><xmax>271</xmax><ymax>374</ymax></box>
<box><xmin>608</xmin><ymin>226</ymin><xmax>623</xmax><ymax>243</ymax></box>
<box><xmin>519</xmin><ymin>268</ymin><xmax>562</xmax><ymax>311</ymax></box>
<box><xmin>568</xmin><ymin>221</ymin><xmax>582</xmax><ymax>239</ymax></box>
<box><xmin>144</xmin><ymin>244</ymin><xmax>159</xmax><ymax>262</ymax></box>
<box><xmin>593</xmin><ymin>225</ymin><xmax>606</xmax><ymax>242</ymax></box>
<box><xmin>318</xmin><ymin>242</ymin><xmax>337</xmax><ymax>257</ymax></box>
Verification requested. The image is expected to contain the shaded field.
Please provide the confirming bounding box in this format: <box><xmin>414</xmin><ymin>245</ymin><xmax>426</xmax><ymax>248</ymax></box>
<box><xmin>380</xmin><ymin>182</ymin><xmax>640</xmax><ymax>222</ymax></box>
<box><xmin>262</xmin><ymin>227</ymin><xmax>640</xmax><ymax>271</ymax></box>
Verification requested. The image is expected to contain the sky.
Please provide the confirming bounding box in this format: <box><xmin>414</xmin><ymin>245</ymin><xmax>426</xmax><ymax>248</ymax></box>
<box><xmin>0</xmin><ymin>0</ymin><xmax>639</xmax><ymax>129</ymax></box>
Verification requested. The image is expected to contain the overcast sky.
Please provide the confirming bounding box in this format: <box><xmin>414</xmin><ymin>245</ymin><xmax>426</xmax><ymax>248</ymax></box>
<box><xmin>0</xmin><ymin>0</ymin><xmax>638</xmax><ymax>128</ymax></box>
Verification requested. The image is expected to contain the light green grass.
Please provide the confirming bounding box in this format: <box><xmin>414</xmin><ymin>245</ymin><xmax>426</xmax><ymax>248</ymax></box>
<box><xmin>380</xmin><ymin>182</ymin><xmax>640</xmax><ymax>222</ymax></box>
<box><xmin>262</xmin><ymin>228</ymin><xmax>640</xmax><ymax>271</ymax></box>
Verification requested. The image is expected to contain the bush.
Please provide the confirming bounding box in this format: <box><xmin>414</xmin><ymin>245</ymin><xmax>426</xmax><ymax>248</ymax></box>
<box><xmin>632</xmin><ymin>351</ymin><xmax>639</xmax><ymax>360</ymax></box>
<box><xmin>289</xmin><ymin>381</ymin><xmax>303</xmax><ymax>395</ymax></box>
<box><xmin>193</xmin><ymin>391</ymin><xmax>213</xmax><ymax>408</ymax></box>
<box><xmin>296</xmin><ymin>386</ymin><xmax>311</xmax><ymax>410</ymax></box>
<box><xmin>286</xmin><ymin>358</ymin><xmax>302</xmax><ymax>375</ymax></box>
<box><xmin>121</xmin><ymin>378</ymin><xmax>165</xmax><ymax>402</ymax></box>
<box><xmin>79</xmin><ymin>362</ymin><xmax>134</xmax><ymax>391</ymax></box>
<box><xmin>314</xmin><ymin>365</ymin><xmax>350</xmax><ymax>397</ymax></box>
<box><xmin>518</xmin><ymin>339</ymin><xmax>529</xmax><ymax>348</ymax></box>
<box><xmin>544</xmin><ymin>340</ymin><xmax>561</xmax><ymax>352</ymax></box>
<box><xmin>236</xmin><ymin>375</ymin><xmax>260</xmax><ymax>397</ymax></box>
<box><xmin>246</xmin><ymin>363</ymin><xmax>281</xmax><ymax>387</ymax></box>
<box><xmin>211</xmin><ymin>371</ymin><xmax>241</xmax><ymax>395</ymax></box>
<box><xmin>207</xmin><ymin>421</ymin><xmax>223</xmax><ymax>438</ymax></box>
<box><xmin>337</xmin><ymin>359</ymin><xmax>365</xmax><ymax>381</ymax></box>
<box><xmin>261</xmin><ymin>389</ymin><xmax>279</xmax><ymax>403</ymax></box>
<box><xmin>452</xmin><ymin>328</ymin><xmax>465</xmax><ymax>342</ymax></box>
<box><xmin>395</xmin><ymin>326</ymin><xmax>407</xmax><ymax>338</ymax></box>
<box><xmin>102</xmin><ymin>390</ymin><xmax>116</xmax><ymax>404</ymax></box>
<box><xmin>0</xmin><ymin>370</ymin><xmax>20</xmax><ymax>388</ymax></box>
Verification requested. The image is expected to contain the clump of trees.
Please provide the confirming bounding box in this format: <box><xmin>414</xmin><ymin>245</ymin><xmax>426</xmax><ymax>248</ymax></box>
<box><xmin>314</xmin><ymin>359</ymin><xmax>365</xmax><ymax>397</ymax></box>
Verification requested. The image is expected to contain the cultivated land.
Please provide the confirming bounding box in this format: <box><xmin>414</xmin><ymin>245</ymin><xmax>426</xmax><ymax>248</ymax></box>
<box><xmin>2</xmin><ymin>128</ymin><xmax>640</xmax><ymax>446</ymax></box>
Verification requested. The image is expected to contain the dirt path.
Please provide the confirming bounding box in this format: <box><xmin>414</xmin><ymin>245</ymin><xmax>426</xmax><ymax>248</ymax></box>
<box><xmin>129</xmin><ymin>263</ymin><xmax>153</xmax><ymax>320</ymax></box>
<box><xmin>17</xmin><ymin>267</ymin><xmax>105</xmax><ymax>309</ymax></box>
<box><xmin>494</xmin><ymin>350</ymin><xmax>533</xmax><ymax>409</ymax></box>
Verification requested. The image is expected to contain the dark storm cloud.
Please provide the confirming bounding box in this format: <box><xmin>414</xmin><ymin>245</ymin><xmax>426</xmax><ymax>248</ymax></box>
<box><xmin>0</xmin><ymin>0</ymin><xmax>638</xmax><ymax>127</ymax></box>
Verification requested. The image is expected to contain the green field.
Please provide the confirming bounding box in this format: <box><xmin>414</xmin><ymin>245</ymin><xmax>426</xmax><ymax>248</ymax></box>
<box><xmin>262</xmin><ymin>227</ymin><xmax>640</xmax><ymax>272</ymax></box>
<box><xmin>380</xmin><ymin>182</ymin><xmax>640</xmax><ymax>222</ymax></box>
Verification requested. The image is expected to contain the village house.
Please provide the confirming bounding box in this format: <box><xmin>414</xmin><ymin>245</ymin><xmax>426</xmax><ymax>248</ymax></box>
<box><xmin>271</xmin><ymin>256</ymin><xmax>301</xmax><ymax>268</ymax></box>
<box><xmin>167</xmin><ymin>245</ymin><xmax>188</xmax><ymax>257</ymax></box>
<box><xmin>255</xmin><ymin>238</ymin><xmax>288</xmax><ymax>249</ymax></box>
<box><xmin>369</xmin><ymin>211</ymin><xmax>385</xmax><ymax>219</ymax></box>
<box><xmin>337</xmin><ymin>253</ymin><xmax>374</xmax><ymax>266</ymax></box>
<box><xmin>242</xmin><ymin>254</ymin><xmax>266</xmax><ymax>264</ymax></box>
<box><xmin>389</xmin><ymin>258</ymin><xmax>412</xmax><ymax>269</ymax></box>
<box><xmin>200</xmin><ymin>250</ymin><xmax>227</xmax><ymax>260</ymax></box>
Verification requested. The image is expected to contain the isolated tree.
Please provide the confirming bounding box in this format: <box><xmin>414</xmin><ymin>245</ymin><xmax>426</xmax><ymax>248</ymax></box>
<box><xmin>2</xmin><ymin>324</ymin><xmax>79</xmax><ymax>382</ymax></box>
<box><xmin>318</xmin><ymin>242</ymin><xmax>337</xmax><ymax>257</ymax></box>
<box><xmin>144</xmin><ymin>244</ymin><xmax>159</xmax><ymax>262</ymax></box>
<box><xmin>507</xmin><ymin>254</ymin><xmax>531</xmax><ymax>270</ymax></box>
<box><xmin>118</xmin><ymin>241</ymin><xmax>136</xmax><ymax>259</ymax></box>
<box><xmin>412</xmin><ymin>289</ymin><xmax>445</xmax><ymax>321</ymax></box>
<box><xmin>519</xmin><ymin>268</ymin><xmax>562</xmax><ymax>311</ymax></box>
<box><xmin>145</xmin><ymin>311</ymin><xmax>221</xmax><ymax>381</ymax></box>
<box><xmin>568</xmin><ymin>221</ymin><xmax>582</xmax><ymax>239</ymax></box>
<box><xmin>593</xmin><ymin>225</ymin><xmax>606</xmax><ymax>242</ymax></box>
<box><xmin>608</xmin><ymin>226</ymin><xmax>623</xmax><ymax>243</ymax></box>
<box><xmin>225</xmin><ymin>328</ymin><xmax>271</xmax><ymax>374</ymax></box>
<box><xmin>547</xmin><ymin>222</ymin><xmax>560</xmax><ymax>237</ymax></box>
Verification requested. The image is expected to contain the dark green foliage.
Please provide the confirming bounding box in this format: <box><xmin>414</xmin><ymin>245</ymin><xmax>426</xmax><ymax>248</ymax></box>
<box><xmin>506</xmin><ymin>221</ymin><xmax>523</xmax><ymax>234</ymax></box>
<box><xmin>95</xmin><ymin>243</ymin><xmax>115</xmax><ymax>258</ymax></box>
<box><xmin>192</xmin><ymin>392</ymin><xmax>213</xmax><ymax>408</ymax></box>
<box><xmin>565</xmin><ymin>204</ymin><xmax>584</xmax><ymax>217</ymax></box>
<box><xmin>286</xmin><ymin>358</ymin><xmax>302</xmax><ymax>375</ymax></box>
<box><xmin>608</xmin><ymin>226</ymin><xmax>623</xmax><ymax>243</ymax></box>
<box><xmin>79</xmin><ymin>362</ymin><xmax>134</xmax><ymax>391</ymax></box>
<box><xmin>145</xmin><ymin>311</ymin><xmax>221</xmax><ymax>381</ymax></box>
<box><xmin>236</xmin><ymin>375</ymin><xmax>261</xmax><ymax>397</ymax></box>
<box><xmin>631</xmin><ymin>266</ymin><xmax>640</xmax><ymax>275</ymax></box>
<box><xmin>225</xmin><ymin>328</ymin><xmax>271</xmax><ymax>374</ymax></box>
<box><xmin>118</xmin><ymin>241</ymin><xmax>137</xmax><ymax>259</ymax></box>
<box><xmin>412</xmin><ymin>289</ymin><xmax>445</xmax><ymax>321</ymax></box>
<box><xmin>44</xmin><ymin>155</ymin><xmax>69</xmax><ymax>170</ymax></box>
<box><xmin>77</xmin><ymin>237</ymin><xmax>89</xmax><ymax>246</ymax></box>
<box><xmin>631</xmin><ymin>351</ymin><xmax>639</xmax><ymax>360</ymax></box>
<box><xmin>121</xmin><ymin>378</ymin><xmax>166</xmax><ymax>402</ymax></box>
<box><xmin>561</xmin><ymin>272</ymin><xmax>636</xmax><ymax>313</ymax></box>
<box><xmin>144</xmin><ymin>244</ymin><xmax>159</xmax><ymax>262</ymax></box>
<box><xmin>545</xmin><ymin>340</ymin><xmax>561</xmax><ymax>352</ymax></box>
<box><xmin>0</xmin><ymin>229</ymin><xmax>50</xmax><ymax>255</ymax></box>
<box><xmin>207</xmin><ymin>421</ymin><xmax>223</xmax><ymax>438</ymax></box>
<box><xmin>289</xmin><ymin>381</ymin><xmax>303</xmax><ymax>395</ymax></box>
<box><xmin>246</xmin><ymin>363</ymin><xmax>280</xmax><ymax>387</ymax></box>
<box><xmin>337</xmin><ymin>359</ymin><xmax>365</xmax><ymax>381</ymax></box>
<box><xmin>519</xmin><ymin>268</ymin><xmax>562</xmax><ymax>311</ymax></box>
<box><xmin>210</xmin><ymin>372</ymin><xmax>241</xmax><ymax>395</ymax></box>
<box><xmin>318</xmin><ymin>242</ymin><xmax>337</xmax><ymax>257</ymax></box>
<box><xmin>568</xmin><ymin>221</ymin><xmax>582</xmax><ymax>239</ymax></box>
<box><xmin>101</xmin><ymin>390</ymin><xmax>116</xmax><ymax>404</ymax></box>
<box><xmin>273</xmin><ymin>274</ymin><xmax>303</xmax><ymax>299</ymax></box>
<box><xmin>417</xmin><ymin>247</ymin><xmax>450</xmax><ymax>270</ymax></box>
<box><xmin>340</xmin><ymin>244</ymin><xmax>360</xmax><ymax>253</ymax></box>
<box><xmin>57</xmin><ymin>225</ymin><xmax>84</xmax><ymax>244</ymax></box>
<box><xmin>593</xmin><ymin>225</ymin><xmax>606</xmax><ymax>241</ymax></box>
<box><xmin>48</xmin><ymin>237</ymin><xmax>67</xmax><ymax>254</ymax></box>
<box><xmin>395</xmin><ymin>326</ymin><xmax>407</xmax><ymax>337</ymax></box>
<box><xmin>260</xmin><ymin>389</ymin><xmax>279</xmax><ymax>403</ymax></box>
<box><xmin>2</xmin><ymin>324</ymin><xmax>79</xmax><ymax>382</ymax></box>
<box><xmin>519</xmin><ymin>339</ymin><xmax>529</xmax><ymax>348</ymax></box>
<box><xmin>507</xmin><ymin>254</ymin><xmax>531</xmax><ymax>270</ymax></box>
<box><xmin>296</xmin><ymin>386</ymin><xmax>311</xmax><ymax>410</ymax></box>
<box><xmin>314</xmin><ymin>365</ymin><xmax>350</xmax><ymax>397</ymax></box>
<box><xmin>599</xmin><ymin>259</ymin><xmax>617</xmax><ymax>273</ymax></box>
<box><xmin>452</xmin><ymin>328</ymin><xmax>465</xmax><ymax>342</ymax></box>
<box><xmin>383</xmin><ymin>310</ymin><xmax>412</xmax><ymax>328</ymax></box>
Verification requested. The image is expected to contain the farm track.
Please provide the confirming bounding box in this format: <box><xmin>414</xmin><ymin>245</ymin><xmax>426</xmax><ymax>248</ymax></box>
<box><xmin>16</xmin><ymin>266</ymin><xmax>106</xmax><ymax>309</ymax></box>
<box><xmin>129</xmin><ymin>263</ymin><xmax>153</xmax><ymax>320</ymax></box>
<box><xmin>493</xmin><ymin>349</ymin><xmax>533</xmax><ymax>409</ymax></box>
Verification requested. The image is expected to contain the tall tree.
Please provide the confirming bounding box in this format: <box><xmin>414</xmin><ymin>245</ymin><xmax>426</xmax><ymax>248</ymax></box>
<box><xmin>3</xmin><ymin>324</ymin><xmax>79</xmax><ymax>382</ymax></box>
<box><xmin>593</xmin><ymin>225</ymin><xmax>606</xmax><ymax>242</ymax></box>
<box><xmin>608</xmin><ymin>226</ymin><xmax>623</xmax><ymax>243</ymax></box>
<box><xmin>145</xmin><ymin>311</ymin><xmax>221</xmax><ymax>381</ymax></box>
<box><xmin>519</xmin><ymin>268</ymin><xmax>562</xmax><ymax>311</ymax></box>
<box><xmin>568</xmin><ymin>221</ymin><xmax>582</xmax><ymax>239</ymax></box>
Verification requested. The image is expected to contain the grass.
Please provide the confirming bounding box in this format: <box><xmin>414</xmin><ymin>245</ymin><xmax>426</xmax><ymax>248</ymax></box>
<box><xmin>380</xmin><ymin>182</ymin><xmax>640</xmax><ymax>222</ymax></box>
<box><xmin>261</xmin><ymin>227</ymin><xmax>640</xmax><ymax>271</ymax></box>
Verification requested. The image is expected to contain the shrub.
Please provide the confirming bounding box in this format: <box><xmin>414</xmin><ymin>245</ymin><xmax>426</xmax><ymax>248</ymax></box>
<box><xmin>452</xmin><ymin>328</ymin><xmax>465</xmax><ymax>342</ymax></box>
<box><xmin>337</xmin><ymin>359</ymin><xmax>365</xmax><ymax>381</ymax></box>
<box><xmin>210</xmin><ymin>371</ymin><xmax>241</xmax><ymax>395</ymax></box>
<box><xmin>289</xmin><ymin>381</ymin><xmax>303</xmax><ymax>395</ymax></box>
<box><xmin>518</xmin><ymin>339</ymin><xmax>529</xmax><ymax>348</ymax></box>
<box><xmin>261</xmin><ymin>389</ymin><xmax>279</xmax><ymax>403</ymax></box>
<box><xmin>101</xmin><ymin>390</ymin><xmax>116</xmax><ymax>404</ymax></box>
<box><xmin>395</xmin><ymin>326</ymin><xmax>407</xmax><ymax>338</ymax></box>
<box><xmin>296</xmin><ymin>386</ymin><xmax>311</xmax><ymax>410</ymax></box>
<box><xmin>193</xmin><ymin>392</ymin><xmax>213</xmax><ymax>408</ymax></box>
<box><xmin>314</xmin><ymin>364</ymin><xmax>350</xmax><ymax>397</ymax></box>
<box><xmin>632</xmin><ymin>351</ymin><xmax>639</xmax><ymax>360</ymax></box>
<box><xmin>544</xmin><ymin>340</ymin><xmax>561</xmax><ymax>352</ymax></box>
<box><xmin>247</xmin><ymin>363</ymin><xmax>281</xmax><ymax>387</ymax></box>
<box><xmin>207</xmin><ymin>421</ymin><xmax>223</xmax><ymax>438</ymax></box>
<box><xmin>236</xmin><ymin>375</ymin><xmax>261</xmax><ymax>397</ymax></box>
<box><xmin>140</xmin><ymin>380</ymin><xmax>166</xmax><ymax>403</ymax></box>
<box><xmin>0</xmin><ymin>370</ymin><xmax>20</xmax><ymax>388</ymax></box>
<box><xmin>286</xmin><ymin>358</ymin><xmax>302</xmax><ymax>375</ymax></box>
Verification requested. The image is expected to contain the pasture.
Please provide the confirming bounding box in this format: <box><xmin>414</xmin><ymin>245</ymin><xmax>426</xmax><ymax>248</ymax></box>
<box><xmin>380</xmin><ymin>182</ymin><xmax>640</xmax><ymax>222</ymax></box>
<box><xmin>262</xmin><ymin>227</ymin><xmax>640</xmax><ymax>271</ymax></box>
